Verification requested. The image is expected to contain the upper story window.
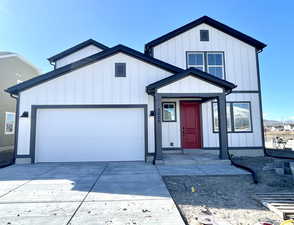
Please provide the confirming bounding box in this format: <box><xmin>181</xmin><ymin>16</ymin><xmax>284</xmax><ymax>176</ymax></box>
<box><xmin>115</xmin><ymin>63</ymin><xmax>126</xmax><ymax>77</ymax></box>
<box><xmin>200</xmin><ymin>30</ymin><xmax>209</xmax><ymax>41</ymax></box>
<box><xmin>187</xmin><ymin>52</ymin><xmax>225</xmax><ymax>79</ymax></box>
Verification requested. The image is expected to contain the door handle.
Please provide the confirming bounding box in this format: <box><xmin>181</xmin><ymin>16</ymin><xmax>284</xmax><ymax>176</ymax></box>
<box><xmin>182</xmin><ymin>127</ymin><xmax>185</xmax><ymax>134</ymax></box>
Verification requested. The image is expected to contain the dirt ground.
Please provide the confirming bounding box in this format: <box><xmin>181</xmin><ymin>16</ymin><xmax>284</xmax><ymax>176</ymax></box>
<box><xmin>163</xmin><ymin>157</ymin><xmax>294</xmax><ymax>225</ymax></box>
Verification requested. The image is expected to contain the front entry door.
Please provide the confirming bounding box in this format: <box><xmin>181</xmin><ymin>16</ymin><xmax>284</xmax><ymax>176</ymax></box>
<box><xmin>180</xmin><ymin>101</ymin><xmax>202</xmax><ymax>148</ymax></box>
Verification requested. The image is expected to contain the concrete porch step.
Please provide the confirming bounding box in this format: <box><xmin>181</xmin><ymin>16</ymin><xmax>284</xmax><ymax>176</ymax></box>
<box><xmin>161</xmin><ymin>151</ymin><xmax>231</xmax><ymax>166</ymax></box>
<box><xmin>162</xmin><ymin>159</ymin><xmax>231</xmax><ymax>166</ymax></box>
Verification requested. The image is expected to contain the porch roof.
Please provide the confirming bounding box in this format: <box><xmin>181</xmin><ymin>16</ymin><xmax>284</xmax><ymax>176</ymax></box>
<box><xmin>146</xmin><ymin>68</ymin><xmax>237</xmax><ymax>94</ymax></box>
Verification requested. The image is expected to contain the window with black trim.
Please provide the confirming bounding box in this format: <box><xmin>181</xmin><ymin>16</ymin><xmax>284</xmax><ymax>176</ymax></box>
<box><xmin>200</xmin><ymin>30</ymin><xmax>209</xmax><ymax>41</ymax></box>
<box><xmin>212</xmin><ymin>102</ymin><xmax>232</xmax><ymax>132</ymax></box>
<box><xmin>162</xmin><ymin>102</ymin><xmax>176</xmax><ymax>122</ymax></box>
<box><xmin>187</xmin><ymin>52</ymin><xmax>225</xmax><ymax>79</ymax></box>
<box><xmin>115</xmin><ymin>63</ymin><xmax>126</xmax><ymax>77</ymax></box>
<box><xmin>212</xmin><ymin>102</ymin><xmax>252</xmax><ymax>133</ymax></box>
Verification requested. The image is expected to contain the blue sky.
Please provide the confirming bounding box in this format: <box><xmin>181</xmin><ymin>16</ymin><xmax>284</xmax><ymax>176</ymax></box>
<box><xmin>1</xmin><ymin>0</ymin><xmax>293</xmax><ymax>121</ymax></box>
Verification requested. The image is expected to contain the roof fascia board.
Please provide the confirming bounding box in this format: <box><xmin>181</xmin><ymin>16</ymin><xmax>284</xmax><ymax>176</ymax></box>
<box><xmin>6</xmin><ymin>45</ymin><xmax>183</xmax><ymax>95</ymax></box>
<box><xmin>48</xmin><ymin>39</ymin><xmax>109</xmax><ymax>63</ymax></box>
<box><xmin>145</xmin><ymin>16</ymin><xmax>266</xmax><ymax>53</ymax></box>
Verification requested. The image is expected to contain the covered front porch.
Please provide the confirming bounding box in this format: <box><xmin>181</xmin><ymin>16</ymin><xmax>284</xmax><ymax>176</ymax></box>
<box><xmin>146</xmin><ymin>68</ymin><xmax>237</xmax><ymax>164</ymax></box>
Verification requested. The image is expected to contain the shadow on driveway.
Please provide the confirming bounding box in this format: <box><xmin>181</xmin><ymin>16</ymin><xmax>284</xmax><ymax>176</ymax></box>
<box><xmin>0</xmin><ymin>162</ymin><xmax>185</xmax><ymax>225</ymax></box>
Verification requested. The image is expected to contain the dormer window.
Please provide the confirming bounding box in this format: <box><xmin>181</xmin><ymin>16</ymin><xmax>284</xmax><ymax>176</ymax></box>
<box><xmin>200</xmin><ymin>30</ymin><xmax>209</xmax><ymax>41</ymax></box>
<box><xmin>115</xmin><ymin>63</ymin><xmax>126</xmax><ymax>77</ymax></box>
<box><xmin>187</xmin><ymin>51</ymin><xmax>225</xmax><ymax>79</ymax></box>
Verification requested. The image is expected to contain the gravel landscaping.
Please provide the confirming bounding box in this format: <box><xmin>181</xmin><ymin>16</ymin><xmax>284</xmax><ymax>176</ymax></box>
<box><xmin>163</xmin><ymin>157</ymin><xmax>294</xmax><ymax>225</ymax></box>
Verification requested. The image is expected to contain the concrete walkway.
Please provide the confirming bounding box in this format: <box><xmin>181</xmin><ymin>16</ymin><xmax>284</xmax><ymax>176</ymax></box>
<box><xmin>0</xmin><ymin>162</ymin><xmax>185</xmax><ymax>225</ymax></box>
<box><xmin>157</xmin><ymin>164</ymin><xmax>250</xmax><ymax>176</ymax></box>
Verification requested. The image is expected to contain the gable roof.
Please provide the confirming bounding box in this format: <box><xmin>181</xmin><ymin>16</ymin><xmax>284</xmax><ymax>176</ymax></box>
<box><xmin>47</xmin><ymin>39</ymin><xmax>109</xmax><ymax>63</ymax></box>
<box><xmin>145</xmin><ymin>16</ymin><xmax>266</xmax><ymax>54</ymax></box>
<box><xmin>0</xmin><ymin>51</ymin><xmax>41</xmax><ymax>73</ymax></box>
<box><xmin>146</xmin><ymin>68</ymin><xmax>236</xmax><ymax>94</ymax></box>
<box><xmin>6</xmin><ymin>44</ymin><xmax>183</xmax><ymax>95</ymax></box>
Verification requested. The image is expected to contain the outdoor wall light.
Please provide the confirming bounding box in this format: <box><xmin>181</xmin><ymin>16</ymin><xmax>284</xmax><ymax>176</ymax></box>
<box><xmin>149</xmin><ymin>110</ymin><xmax>155</xmax><ymax>116</ymax></box>
<box><xmin>20</xmin><ymin>111</ymin><xmax>29</xmax><ymax>118</ymax></box>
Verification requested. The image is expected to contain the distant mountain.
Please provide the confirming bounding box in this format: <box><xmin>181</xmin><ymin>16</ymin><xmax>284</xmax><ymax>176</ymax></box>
<box><xmin>264</xmin><ymin>120</ymin><xmax>283</xmax><ymax>127</ymax></box>
<box><xmin>264</xmin><ymin>119</ymin><xmax>294</xmax><ymax>127</ymax></box>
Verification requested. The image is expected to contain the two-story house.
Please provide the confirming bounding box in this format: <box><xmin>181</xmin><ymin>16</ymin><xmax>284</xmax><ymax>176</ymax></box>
<box><xmin>0</xmin><ymin>52</ymin><xmax>39</xmax><ymax>165</ymax></box>
<box><xmin>5</xmin><ymin>16</ymin><xmax>266</xmax><ymax>164</ymax></box>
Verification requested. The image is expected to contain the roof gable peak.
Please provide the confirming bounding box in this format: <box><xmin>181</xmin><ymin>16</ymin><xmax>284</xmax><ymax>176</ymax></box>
<box><xmin>48</xmin><ymin>39</ymin><xmax>109</xmax><ymax>63</ymax></box>
<box><xmin>145</xmin><ymin>16</ymin><xmax>266</xmax><ymax>54</ymax></box>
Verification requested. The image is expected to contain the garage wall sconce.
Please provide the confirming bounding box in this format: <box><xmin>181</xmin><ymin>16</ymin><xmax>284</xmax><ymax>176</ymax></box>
<box><xmin>20</xmin><ymin>111</ymin><xmax>29</xmax><ymax>118</ymax></box>
<box><xmin>149</xmin><ymin>110</ymin><xmax>155</xmax><ymax>117</ymax></box>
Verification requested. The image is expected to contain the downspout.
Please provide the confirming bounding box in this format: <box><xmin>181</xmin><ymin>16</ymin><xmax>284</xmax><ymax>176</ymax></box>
<box><xmin>223</xmin><ymin>89</ymin><xmax>259</xmax><ymax>183</ymax></box>
<box><xmin>228</xmin><ymin>49</ymin><xmax>294</xmax><ymax>183</ymax></box>
<box><xmin>256</xmin><ymin>49</ymin><xmax>294</xmax><ymax>160</ymax></box>
<box><xmin>49</xmin><ymin>60</ymin><xmax>56</xmax><ymax>70</ymax></box>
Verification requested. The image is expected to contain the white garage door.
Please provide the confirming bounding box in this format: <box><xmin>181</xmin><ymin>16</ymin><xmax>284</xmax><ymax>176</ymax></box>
<box><xmin>34</xmin><ymin>107</ymin><xmax>145</xmax><ymax>162</ymax></box>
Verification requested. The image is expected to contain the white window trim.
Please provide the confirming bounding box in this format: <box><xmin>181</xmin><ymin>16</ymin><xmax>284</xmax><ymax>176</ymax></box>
<box><xmin>4</xmin><ymin>112</ymin><xmax>16</xmax><ymax>135</ymax></box>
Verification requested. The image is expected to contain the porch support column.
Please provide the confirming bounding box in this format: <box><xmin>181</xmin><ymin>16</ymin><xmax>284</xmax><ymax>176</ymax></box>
<box><xmin>217</xmin><ymin>94</ymin><xmax>229</xmax><ymax>159</ymax></box>
<box><xmin>154</xmin><ymin>93</ymin><xmax>163</xmax><ymax>161</ymax></box>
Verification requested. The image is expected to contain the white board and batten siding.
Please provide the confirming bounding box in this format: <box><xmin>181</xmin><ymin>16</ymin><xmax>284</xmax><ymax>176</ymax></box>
<box><xmin>17</xmin><ymin>52</ymin><xmax>174</xmax><ymax>158</ymax></box>
<box><xmin>201</xmin><ymin>93</ymin><xmax>263</xmax><ymax>148</ymax></box>
<box><xmin>157</xmin><ymin>75</ymin><xmax>223</xmax><ymax>93</ymax></box>
<box><xmin>154</xmin><ymin>22</ymin><xmax>263</xmax><ymax>149</ymax></box>
<box><xmin>55</xmin><ymin>45</ymin><xmax>104</xmax><ymax>68</ymax></box>
<box><xmin>161</xmin><ymin>93</ymin><xmax>262</xmax><ymax>149</ymax></box>
<box><xmin>152</xmin><ymin>23</ymin><xmax>259</xmax><ymax>91</ymax></box>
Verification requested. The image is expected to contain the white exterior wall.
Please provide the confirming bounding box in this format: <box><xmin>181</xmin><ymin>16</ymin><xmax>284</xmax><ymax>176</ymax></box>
<box><xmin>202</xmin><ymin>92</ymin><xmax>262</xmax><ymax>148</ymax></box>
<box><xmin>161</xmin><ymin>98</ymin><xmax>201</xmax><ymax>148</ymax></box>
<box><xmin>55</xmin><ymin>45</ymin><xmax>103</xmax><ymax>68</ymax></box>
<box><xmin>157</xmin><ymin>75</ymin><xmax>223</xmax><ymax>93</ymax></box>
<box><xmin>152</xmin><ymin>23</ymin><xmax>259</xmax><ymax>91</ymax></box>
<box><xmin>17</xmin><ymin>53</ymin><xmax>174</xmax><ymax>156</ymax></box>
<box><xmin>162</xmin><ymin>93</ymin><xmax>262</xmax><ymax>149</ymax></box>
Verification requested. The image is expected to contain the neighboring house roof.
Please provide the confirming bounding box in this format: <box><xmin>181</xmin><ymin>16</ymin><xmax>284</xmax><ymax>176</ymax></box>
<box><xmin>0</xmin><ymin>51</ymin><xmax>41</xmax><ymax>73</ymax></box>
<box><xmin>47</xmin><ymin>39</ymin><xmax>109</xmax><ymax>63</ymax></box>
<box><xmin>6</xmin><ymin>44</ymin><xmax>184</xmax><ymax>95</ymax></box>
<box><xmin>145</xmin><ymin>16</ymin><xmax>267</xmax><ymax>54</ymax></box>
<box><xmin>146</xmin><ymin>67</ymin><xmax>237</xmax><ymax>94</ymax></box>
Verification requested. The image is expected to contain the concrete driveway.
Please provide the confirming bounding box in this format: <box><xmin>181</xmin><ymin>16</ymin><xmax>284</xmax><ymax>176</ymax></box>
<box><xmin>0</xmin><ymin>162</ymin><xmax>185</xmax><ymax>225</ymax></box>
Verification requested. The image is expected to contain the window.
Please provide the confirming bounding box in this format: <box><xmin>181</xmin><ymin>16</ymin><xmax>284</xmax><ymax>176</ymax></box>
<box><xmin>162</xmin><ymin>102</ymin><xmax>176</xmax><ymax>122</ymax></box>
<box><xmin>187</xmin><ymin>52</ymin><xmax>225</xmax><ymax>78</ymax></box>
<box><xmin>115</xmin><ymin>63</ymin><xmax>126</xmax><ymax>77</ymax></box>
<box><xmin>212</xmin><ymin>102</ymin><xmax>252</xmax><ymax>133</ymax></box>
<box><xmin>4</xmin><ymin>112</ymin><xmax>15</xmax><ymax>135</ymax></box>
<box><xmin>232</xmin><ymin>103</ymin><xmax>252</xmax><ymax>132</ymax></box>
<box><xmin>187</xmin><ymin>53</ymin><xmax>205</xmax><ymax>71</ymax></box>
<box><xmin>207</xmin><ymin>53</ymin><xmax>224</xmax><ymax>78</ymax></box>
<box><xmin>212</xmin><ymin>102</ymin><xmax>232</xmax><ymax>132</ymax></box>
<box><xmin>200</xmin><ymin>30</ymin><xmax>209</xmax><ymax>41</ymax></box>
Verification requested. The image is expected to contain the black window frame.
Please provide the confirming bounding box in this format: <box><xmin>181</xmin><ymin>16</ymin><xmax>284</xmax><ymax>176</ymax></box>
<box><xmin>162</xmin><ymin>102</ymin><xmax>177</xmax><ymax>122</ymax></box>
<box><xmin>186</xmin><ymin>51</ymin><xmax>226</xmax><ymax>79</ymax></box>
<box><xmin>212</xmin><ymin>101</ymin><xmax>253</xmax><ymax>133</ymax></box>
<box><xmin>200</xmin><ymin>30</ymin><xmax>209</xmax><ymax>41</ymax></box>
<box><xmin>115</xmin><ymin>62</ymin><xmax>126</xmax><ymax>77</ymax></box>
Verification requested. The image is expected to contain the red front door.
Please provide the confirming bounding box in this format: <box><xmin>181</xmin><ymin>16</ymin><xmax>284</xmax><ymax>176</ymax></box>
<box><xmin>180</xmin><ymin>101</ymin><xmax>202</xmax><ymax>149</ymax></box>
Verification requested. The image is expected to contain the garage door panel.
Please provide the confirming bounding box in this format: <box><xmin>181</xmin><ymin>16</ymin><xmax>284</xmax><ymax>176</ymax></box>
<box><xmin>35</xmin><ymin>107</ymin><xmax>145</xmax><ymax>162</ymax></box>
